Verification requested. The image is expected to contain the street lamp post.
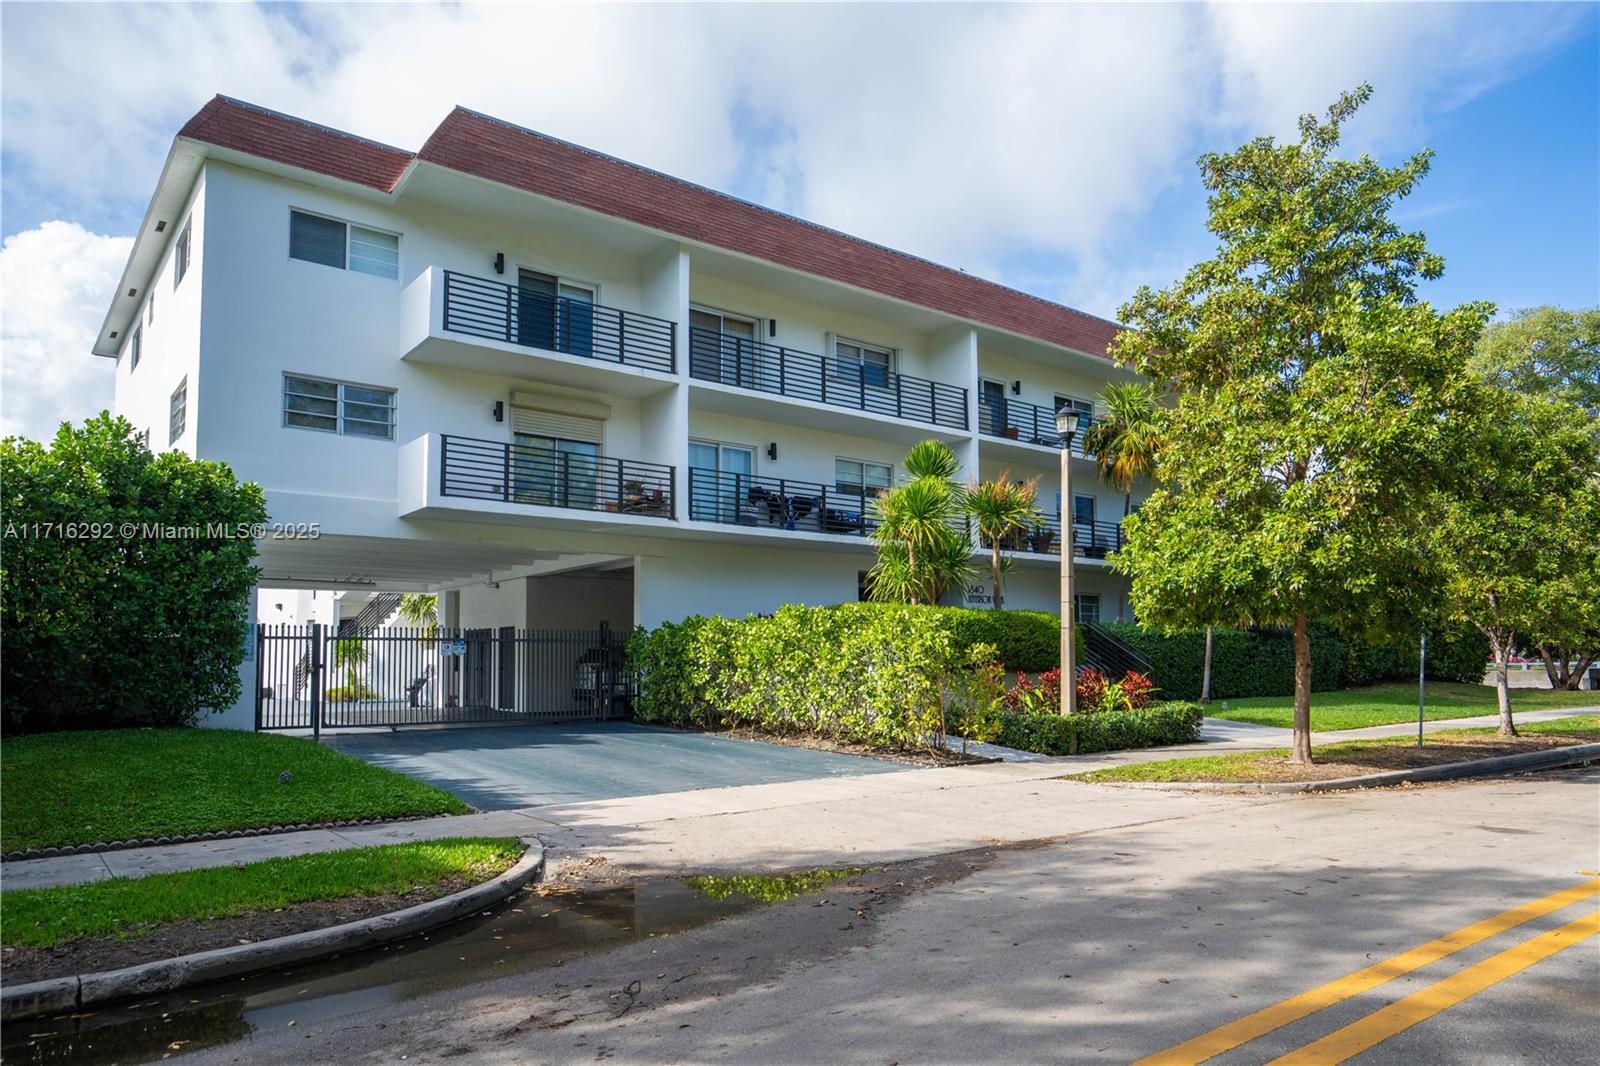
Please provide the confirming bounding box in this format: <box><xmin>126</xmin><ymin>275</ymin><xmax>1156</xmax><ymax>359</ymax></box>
<box><xmin>1056</xmin><ymin>406</ymin><xmax>1082</xmax><ymax>716</ymax></box>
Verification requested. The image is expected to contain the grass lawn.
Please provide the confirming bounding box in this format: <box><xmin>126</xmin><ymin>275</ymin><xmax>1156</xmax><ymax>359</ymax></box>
<box><xmin>1</xmin><ymin>729</ymin><xmax>471</xmax><ymax>853</ymax></box>
<box><xmin>0</xmin><ymin>837</ymin><xmax>523</xmax><ymax>949</ymax></box>
<box><xmin>1206</xmin><ymin>681</ymin><xmax>1599</xmax><ymax>732</ymax></box>
<box><xmin>1072</xmin><ymin>715</ymin><xmax>1600</xmax><ymax>785</ymax></box>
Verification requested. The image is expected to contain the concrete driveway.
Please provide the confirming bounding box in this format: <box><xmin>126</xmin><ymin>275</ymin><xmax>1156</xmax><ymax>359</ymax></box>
<box><xmin>324</xmin><ymin>722</ymin><xmax>899</xmax><ymax>811</ymax></box>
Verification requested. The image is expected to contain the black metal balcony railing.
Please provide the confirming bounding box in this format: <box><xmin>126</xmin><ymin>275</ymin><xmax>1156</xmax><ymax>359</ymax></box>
<box><xmin>689</xmin><ymin>469</ymin><xmax>879</xmax><ymax>536</ymax></box>
<box><xmin>440</xmin><ymin>434</ymin><xmax>674</xmax><ymax>519</ymax></box>
<box><xmin>442</xmin><ymin>271</ymin><xmax>676</xmax><ymax>373</ymax></box>
<box><xmin>979</xmin><ymin>514</ymin><xmax>1124</xmax><ymax>558</ymax></box>
<box><xmin>978</xmin><ymin>396</ymin><xmax>1097</xmax><ymax>459</ymax></box>
<box><xmin>688</xmin><ymin>327</ymin><xmax>968</xmax><ymax>431</ymax></box>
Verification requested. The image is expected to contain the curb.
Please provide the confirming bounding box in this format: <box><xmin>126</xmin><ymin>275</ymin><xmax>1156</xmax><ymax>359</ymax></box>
<box><xmin>1099</xmin><ymin>742</ymin><xmax>1600</xmax><ymax>794</ymax></box>
<box><xmin>0</xmin><ymin>812</ymin><xmax>450</xmax><ymax>864</ymax></box>
<box><xmin>0</xmin><ymin>838</ymin><xmax>544</xmax><ymax>1023</ymax></box>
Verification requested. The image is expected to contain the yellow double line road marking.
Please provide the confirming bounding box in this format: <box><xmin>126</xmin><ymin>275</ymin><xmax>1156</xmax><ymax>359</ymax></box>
<box><xmin>1133</xmin><ymin>877</ymin><xmax>1600</xmax><ymax>1066</ymax></box>
<box><xmin>1268</xmin><ymin>910</ymin><xmax>1600</xmax><ymax>1064</ymax></box>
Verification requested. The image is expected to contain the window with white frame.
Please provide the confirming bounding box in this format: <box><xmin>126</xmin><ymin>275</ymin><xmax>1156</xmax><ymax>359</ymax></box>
<box><xmin>1054</xmin><ymin>393</ymin><xmax>1093</xmax><ymax>427</ymax></box>
<box><xmin>289</xmin><ymin>210</ymin><xmax>399</xmax><ymax>279</ymax></box>
<box><xmin>169</xmin><ymin>378</ymin><xmax>187</xmax><ymax>444</ymax></box>
<box><xmin>130</xmin><ymin>326</ymin><xmax>142</xmax><ymax>370</ymax></box>
<box><xmin>835</xmin><ymin>457</ymin><xmax>891</xmax><ymax>500</ymax></box>
<box><xmin>174</xmin><ymin>221</ymin><xmax>191</xmax><ymax>288</ymax></box>
<box><xmin>282</xmin><ymin>374</ymin><xmax>395</xmax><ymax>438</ymax></box>
<box><xmin>831</xmin><ymin>337</ymin><xmax>893</xmax><ymax>387</ymax></box>
<box><xmin>1074</xmin><ymin>594</ymin><xmax>1100</xmax><ymax>624</ymax></box>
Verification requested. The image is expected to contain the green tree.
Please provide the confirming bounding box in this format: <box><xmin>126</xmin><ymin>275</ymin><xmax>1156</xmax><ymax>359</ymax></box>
<box><xmin>332</xmin><ymin>637</ymin><xmax>371</xmax><ymax>696</ymax></box>
<box><xmin>868</xmin><ymin>440</ymin><xmax>971</xmax><ymax>604</ymax></box>
<box><xmin>1109</xmin><ymin>86</ymin><xmax>1488</xmax><ymax>763</ymax></box>
<box><xmin>963</xmin><ymin>470</ymin><xmax>1041</xmax><ymax>610</ymax></box>
<box><xmin>1435</xmin><ymin>391</ymin><xmax>1600</xmax><ymax>730</ymax></box>
<box><xmin>1471</xmin><ymin>306</ymin><xmax>1600</xmax><ymax>413</ymax></box>
<box><xmin>1</xmin><ymin>413</ymin><xmax>268</xmax><ymax>732</ymax></box>
<box><xmin>1082</xmin><ymin>380</ymin><xmax>1163</xmax><ymax>622</ymax></box>
<box><xmin>398</xmin><ymin>592</ymin><xmax>440</xmax><ymax>640</ymax></box>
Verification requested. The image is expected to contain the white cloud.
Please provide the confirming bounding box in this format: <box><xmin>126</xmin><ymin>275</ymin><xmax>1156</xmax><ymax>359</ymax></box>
<box><xmin>0</xmin><ymin>223</ymin><xmax>128</xmax><ymax>441</ymax></box>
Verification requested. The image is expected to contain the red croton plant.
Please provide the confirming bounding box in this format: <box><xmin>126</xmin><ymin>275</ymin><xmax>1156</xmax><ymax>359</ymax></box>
<box><xmin>1005</xmin><ymin>667</ymin><xmax>1155</xmax><ymax>715</ymax></box>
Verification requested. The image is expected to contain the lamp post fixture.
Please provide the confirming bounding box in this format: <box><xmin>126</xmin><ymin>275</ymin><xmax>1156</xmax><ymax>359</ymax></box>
<box><xmin>1056</xmin><ymin>405</ymin><xmax>1082</xmax><ymax>716</ymax></box>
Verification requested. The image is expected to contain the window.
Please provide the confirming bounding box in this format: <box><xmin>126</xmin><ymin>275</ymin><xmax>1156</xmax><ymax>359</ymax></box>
<box><xmin>282</xmin><ymin>374</ymin><xmax>395</xmax><ymax>439</ymax></box>
<box><xmin>130</xmin><ymin>326</ymin><xmax>142</xmax><ymax>370</ymax></box>
<box><xmin>1054</xmin><ymin>393</ymin><xmax>1093</xmax><ymax>428</ymax></box>
<box><xmin>1074</xmin><ymin>594</ymin><xmax>1101</xmax><ymax>624</ymax></box>
<box><xmin>835</xmin><ymin>457</ymin><xmax>891</xmax><ymax>500</ymax></box>
<box><xmin>147</xmin><ymin>289</ymin><xmax>155</xmax><ymax>326</ymax></box>
<box><xmin>139</xmin><ymin>428</ymin><xmax>151</xmax><ymax>449</ymax></box>
<box><xmin>1054</xmin><ymin>492</ymin><xmax>1096</xmax><ymax>527</ymax></box>
<box><xmin>289</xmin><ymin>210</ymin><xmax>399</xmax><ymax>279</ymax></box>
<box><xmin>689</xmin><ymin>307</ymin><xmax>758</xmax><ymax>385</ymax></box>
<box><xmin>174</xmin><ymin>221</ymin><xmax>191</xmax><ymax>288</ymax></box>
<box><xmin>832</xmin><ymin>338</ymin><xmax>893</xmax><ymax>387</ymax></box>
<box><xmin>689</xmin><ymin>439</ymin><xmax>754</xmax><ymax>521</ymax></box>
<box><xmin>169</xmin><ymin>378</ymin><xmax>187</xmax><ymax>445</ymax></box>
<box><xmin>515</xmin><ymin>268</ymin><xmax>595</xmax><ymax>354</ymax></box>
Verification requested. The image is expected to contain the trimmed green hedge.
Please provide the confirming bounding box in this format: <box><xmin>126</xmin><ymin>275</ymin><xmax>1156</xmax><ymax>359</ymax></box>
<box><xmin>944</xmin><ymin>607</ymin><xmax>1080</xmax><ymax>673</ymax></box>
<box><xmin>996</xmin><ymin>701</ymin><xmax>1204</xmax><ymax>755</ymax></box>
<box><xmin>628</xmin><ymin>603</ymin><xmax>954</xmax><ymax>750</ymax></box>
<box><xmin>1097</xmin><ymin>623</ymin><xmax>1488</xmax><ymax>700</ymax></box>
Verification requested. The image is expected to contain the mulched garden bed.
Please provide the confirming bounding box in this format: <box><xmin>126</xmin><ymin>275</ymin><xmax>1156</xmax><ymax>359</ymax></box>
<box><xmin>706</xmin><ymin>726</ymin><xmax>992</xmax><ymax>766</ymax></box>
<box><xmin>1</xmin><ymin>876</ymin><xmax>484</xmax><ymax>985</ymax></box>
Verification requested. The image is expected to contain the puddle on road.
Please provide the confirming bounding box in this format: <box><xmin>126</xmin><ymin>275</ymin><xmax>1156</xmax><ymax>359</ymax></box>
<box><xmin>1</xmin><ymin>869</ymin><xmax>860</xmax><ymax>1066</ymax></box>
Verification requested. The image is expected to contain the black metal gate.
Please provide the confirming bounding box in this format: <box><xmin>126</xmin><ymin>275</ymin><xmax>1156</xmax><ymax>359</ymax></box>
<box><xmin>256</xmin><ymin>623</ymin><xmax>632</xmax><ymax>734</ymax></box>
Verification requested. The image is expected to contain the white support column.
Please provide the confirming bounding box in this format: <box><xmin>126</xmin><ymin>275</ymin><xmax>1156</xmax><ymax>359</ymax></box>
<box><xmin>204</xmin><ymin>581</ymin><xmax>259</xmax><ymax>730</ymax></box>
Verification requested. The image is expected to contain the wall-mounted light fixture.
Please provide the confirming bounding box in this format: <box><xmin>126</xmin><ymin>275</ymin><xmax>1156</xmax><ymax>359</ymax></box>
<box><xmin>766</xmin><ymin>442</ymin><xmax>778</xmax><ymax>461</ymax></box>
<box><xmin>493</xmin><ymin>252</ymin><xmax>505</xmax><ymax>275</ymax></box>
<box><xmin>769</xmin><ymin>320</ymin><xmax>777</xmax><ymax>338</ymax></box>
<box><xmin>493</xmin><ymin>400</ymin><xmax>505</xmax><ymax>423</ymax></box>
<box><xmin>1011</xmin><ymin>380</ymin><xmax>1022</xmax><ymax>395</ymax></box>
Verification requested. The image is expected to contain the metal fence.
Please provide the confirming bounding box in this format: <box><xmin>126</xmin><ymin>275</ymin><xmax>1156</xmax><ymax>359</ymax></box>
<box><xmin>257</xmin><ymin>623</ymin><xmax>632</xmax><ymax>734</ymax></box>
<box><xmin>440</xmin><ymin>435</ymin><xmax>675</xmax><ymax>519</ymax></box>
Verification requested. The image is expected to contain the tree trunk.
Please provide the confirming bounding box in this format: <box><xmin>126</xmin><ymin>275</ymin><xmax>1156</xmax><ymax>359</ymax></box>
<box><xmin>1537</xmin><ymin>645</ymin><xmax>1566</xmax><ymax>689</ymax></box>
<box><xmin>1290</xmin><ymin>612</ymin><xmax>1313</xmax><ymax>764</ymax></box>
<box><xmin>991</xmin><ymin>540</ymin><xmax>1003</xmax><ymax>611</ymax></box>
<box><xmin>1200</xmin><ymin>625</ymin><xmax>1214</xmax><ymax>705</ymax></box>
<box><xmin>1493</xmin><ymin>637</ymin><xmax>1517</xmax><ymax>736</ymax></box>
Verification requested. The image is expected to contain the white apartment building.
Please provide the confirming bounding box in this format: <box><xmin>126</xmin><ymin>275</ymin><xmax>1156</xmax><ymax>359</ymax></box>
<box><xmin>95</xmin><ymin>97</ymin><xmax>1146</xmax><ymax>726</ymax></box>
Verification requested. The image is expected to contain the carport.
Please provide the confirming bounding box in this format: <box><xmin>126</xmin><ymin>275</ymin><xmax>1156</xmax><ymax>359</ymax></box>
<box><xmin>324</xmin><ymin>722</ymin><xmax>900</xmax><ymax>810</ymax></box>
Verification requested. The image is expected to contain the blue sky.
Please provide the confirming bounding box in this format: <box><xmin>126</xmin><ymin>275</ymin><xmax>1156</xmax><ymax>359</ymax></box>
<box><xmin>2</xmin><ymin>2</ymin><xmax>1596</xmax><ymax>439</ymax></box>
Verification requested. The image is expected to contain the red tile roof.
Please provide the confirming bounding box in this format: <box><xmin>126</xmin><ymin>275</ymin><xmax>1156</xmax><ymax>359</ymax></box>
<box><xmin>178</xmin><ymin>96</ymin><xmax>1123</xmax><ymax>358</ymax></box>
<box><xmin>178</xmin><ymin>96</ymin><xmax>414</xmax><ymax>193</ymax></box>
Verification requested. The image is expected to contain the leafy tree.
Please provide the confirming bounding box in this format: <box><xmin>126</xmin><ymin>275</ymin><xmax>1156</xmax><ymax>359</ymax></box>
<box><xmin>963</xmin><ymin>470</ymin><xmax>1041</xmax><ymax>610</ymax></box>
<box><xmin>1083</xmin><ymin>380</ymin><xmax>1163</xmax><ymax>622</ymax></box>
<box><xmin>1435</xmin><ymin>391</ymin><xmax>1600</xmax><ymax>730</ymax></box>
<box><xmin>398</xmin><ymin>592</ymin><xmax>440</xmax><ymax>641</ymax></box>
<box><xmin>1</xmin><ymin>413</ymin><xmax>268</xmax><ymax>732</ymax></box>
<box><xmin>1109</xmin><ymin>85</ymin><xmax>1488</xmax><ymax>763</ymax></box>
<box><xmin>1471</xmin><ymin>305</ymin><xmax>1600</xmax><ymax>413</ymax></box>
<box><xmin>868</xmin><ymin>440</ymin><xmax>972</xmax><ymax>604</ymax></box>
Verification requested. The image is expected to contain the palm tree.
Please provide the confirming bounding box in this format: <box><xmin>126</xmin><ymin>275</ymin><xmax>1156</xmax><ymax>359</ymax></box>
<box><xmin>964</xmin><ymin>471</ymin><xmax>1041</xmax><ymax>610</ymax></box>
<box><xmin>1082</xmin><ymin>381</ymin><xmax>1162</xmax><ymax>622</ymax></box>
<box><xmin>398</xmin><ymin>593</ymin><xmax>439</xmax><ymax>639</ymax></box>
<box><xmin>868</xmin><ymin>440</ymin><xmax>971</xmax><ymax>604</ymax></box>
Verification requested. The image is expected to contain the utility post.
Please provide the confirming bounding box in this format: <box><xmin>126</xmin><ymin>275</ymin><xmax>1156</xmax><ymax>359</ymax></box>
<box><xmin>1056</xmin><ymin>406</ymin><xmax>1083</xmax><ymax>716</ymax></box>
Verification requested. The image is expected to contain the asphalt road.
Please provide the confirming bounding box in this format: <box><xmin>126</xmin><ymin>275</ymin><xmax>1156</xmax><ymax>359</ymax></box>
<box><xmin>176</xmin><ymin>764</ymin><xmax>1599</xmax><ymax>1065</ymax></box>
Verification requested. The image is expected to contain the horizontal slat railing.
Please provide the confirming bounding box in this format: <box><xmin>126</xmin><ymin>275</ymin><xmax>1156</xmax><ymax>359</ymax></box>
<box><xmin>978</xmin><ymin>397</ymin><xmax>1098</xmax><ymax>458</ymax></box>
<box><xmin>440</xmin><ymin>435</ymin><xmax>674</xmax><ymax>519</ymax></box>
<box><xmin>442</xmin><ymin>270</ymin><xmax>675</xmax><ymax>373</ymax></box>
<box><xmin>688</xmin><ymin>327</ymin><xmax>968</xmax><ymax>430</ymax></box>
<box><xmin>979</xmin><ymin>514</ymin><xmax>1125</xmax><ymax>559</ymax></box>
<box><xmin>688</xmin><ymin>469</ymin><xmax>877</xmax><ymax>536</ymax></box>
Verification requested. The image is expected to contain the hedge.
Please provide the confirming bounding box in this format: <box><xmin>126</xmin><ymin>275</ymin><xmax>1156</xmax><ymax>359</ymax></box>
<box><xmin>943</xmin><ymin>607</ymin><xmax>1079</xmax><ymax>673</ymax></box>
<box><xmin>1097</xmin><ymin>622</ymin><xmax>1489</xmax><ymax>701</ymax></box>
<box><xmin>996</xmin><ymin>701</ymin><xmax>1204</xmax><ymax>755</ymax></box>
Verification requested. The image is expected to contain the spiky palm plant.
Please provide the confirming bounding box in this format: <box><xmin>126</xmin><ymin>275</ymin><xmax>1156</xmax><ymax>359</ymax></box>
<box><xmin>397</xmin><ymin>593</ymin><xmax>440</xmax><ymax>641</ymax></box>
<box><xmin>964</xmin><ymin>471</ymin><xmax>1041</xmax><ymax>609</ymax></box>
<box><xmin>867</xmin><ymin>440</ymin><xmax>971</xmax><ymax>604</ymax></box>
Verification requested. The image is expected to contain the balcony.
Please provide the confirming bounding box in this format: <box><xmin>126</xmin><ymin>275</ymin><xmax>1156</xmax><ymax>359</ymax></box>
<box><xmin>978</xmin><ymin>396</ymin><xmax>1097</xmax><ymax>460</ymax></box>
<box><xmin>688</xmin><ymin>327</ymin><xmax>968</xmax><ymax>431</ymax></box>
<box><xmin>437</xmin><ymin>434</ymin><xmax>674</xmax><ymax>519</ymax></box>
<box><xmin>984</xmin><ymin>514</ymin><xmax>1124</xmax><ymax>560</ymax></box>
<box><xmin>401</xmin><ymin>268</ymin><xmax>676</xmax><ymax>395</ymax></box>
<box><xmin>688</xmin><ymin>469</ymin><xmax>877</xmax><ymax>537</ymax></box>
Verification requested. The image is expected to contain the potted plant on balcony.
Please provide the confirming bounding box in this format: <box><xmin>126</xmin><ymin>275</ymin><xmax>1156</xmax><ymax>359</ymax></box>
<box><xmin>1001</xmin><ymin>425</ymin><xmax>1021</xmax><ymax>440</ymax></box>
<box><xmin>1026</xmin><ymin>522</ymin><xmax>1055</xmax><ymax>554</ymax></box>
